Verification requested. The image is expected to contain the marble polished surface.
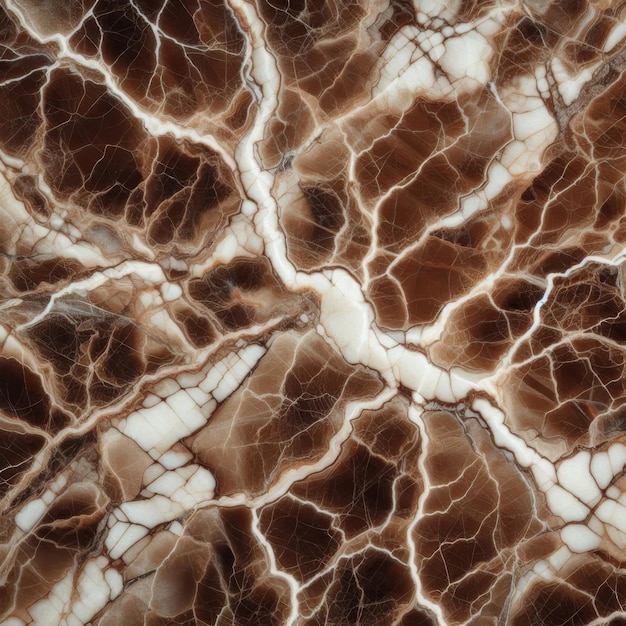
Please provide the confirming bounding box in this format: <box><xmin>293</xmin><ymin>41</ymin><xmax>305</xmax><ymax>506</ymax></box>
<box><xmin>0</xmin><ymin>0</ymin><xmax>626</xmax><ymax>624</ymax></box>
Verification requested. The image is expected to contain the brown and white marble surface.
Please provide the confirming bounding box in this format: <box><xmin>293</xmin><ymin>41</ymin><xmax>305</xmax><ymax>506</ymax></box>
<box><xmin>0</xmin><ymin>0</ymin><xmax>626</xmax><ymax>624</ymax></box>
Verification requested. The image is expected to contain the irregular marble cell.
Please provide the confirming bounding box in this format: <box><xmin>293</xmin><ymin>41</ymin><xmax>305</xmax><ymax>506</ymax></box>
<box><xmin>1</xmin><ymin>0</ymin><xmax>626</xmax><ymax>624</ymax></box>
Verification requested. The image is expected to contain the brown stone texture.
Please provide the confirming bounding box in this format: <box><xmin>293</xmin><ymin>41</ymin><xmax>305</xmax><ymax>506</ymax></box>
<box><xmin>0</xmin><ymin>0</ymin><xmax>626</xmax><ymax>624</ymax></box>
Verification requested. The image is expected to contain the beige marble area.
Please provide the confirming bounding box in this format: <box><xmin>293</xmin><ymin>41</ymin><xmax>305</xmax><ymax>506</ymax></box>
<box><xmin>0</xmin><ymin>0</ymin><xmax>625</xmax><ymax>624</ymax></box>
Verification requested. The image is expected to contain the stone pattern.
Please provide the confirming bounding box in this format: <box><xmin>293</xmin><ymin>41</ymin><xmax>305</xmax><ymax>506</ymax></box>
<box><xmin>0</xmin><ymin>0</ymin><xmax>626</xmax><ymax>624</ymax></box>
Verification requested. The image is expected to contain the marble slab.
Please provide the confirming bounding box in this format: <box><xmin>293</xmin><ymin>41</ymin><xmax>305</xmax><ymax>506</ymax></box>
<box><xmin>0</xmin><ymin>0</ymin><xmax>626</xmax><ymax>624</ymax></box>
